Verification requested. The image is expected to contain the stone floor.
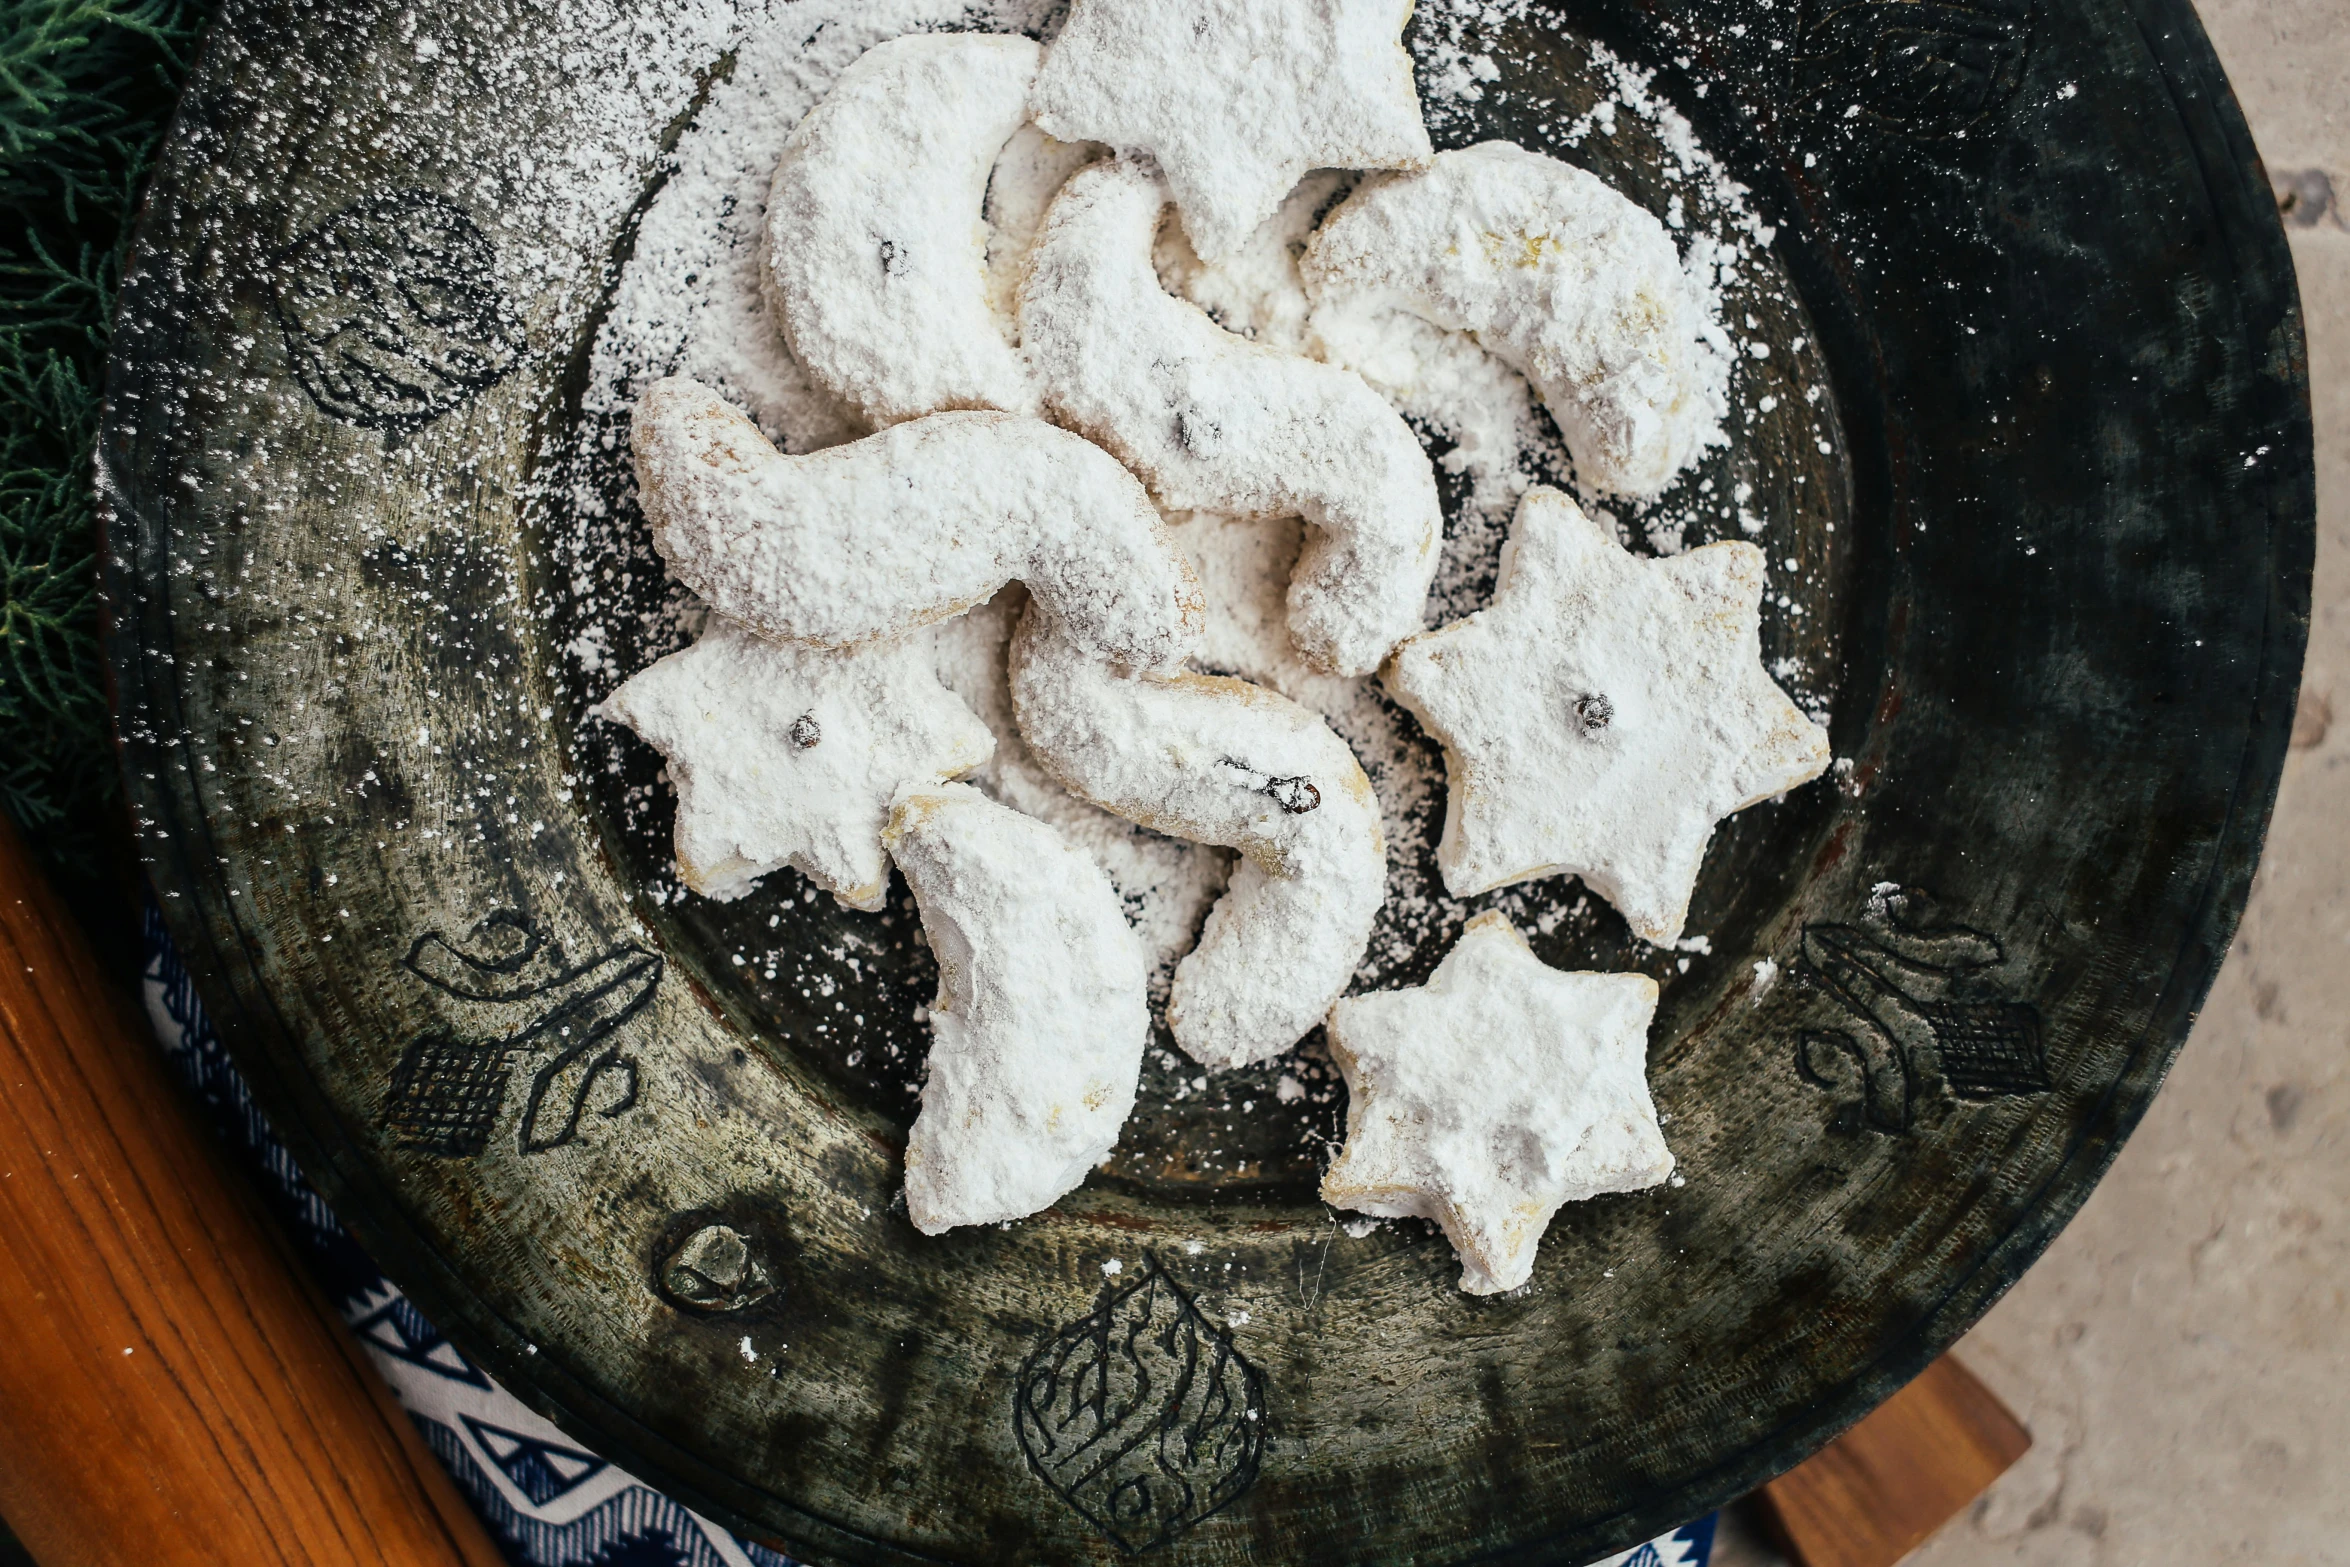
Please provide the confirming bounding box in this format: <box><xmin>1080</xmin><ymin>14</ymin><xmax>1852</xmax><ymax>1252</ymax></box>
<box><xmin>1716</xmin><ymin>2</ymin><xmax>2349</xmax><ymax>1563</ymax></box>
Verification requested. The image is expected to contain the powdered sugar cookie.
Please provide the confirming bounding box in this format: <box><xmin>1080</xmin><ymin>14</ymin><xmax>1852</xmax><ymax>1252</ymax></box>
<box><xmin>983</xmin><ymin>123</ymin><xmax>1105</xmax><ymax>328</ymax></box>
<box><xmin>1030</xmin><ymin>0</ymin><xmax>1432</xmax><ymax>262</ymax></box>
<box><xmin>765</xmin><ymin>33</ymin><xmax>1042</xmax><ymax>427</ymax></box>
<box><xmin>597</xmin><ymin>620</ymin><xmax>993</xmax><ymax>908</ymax></box>
<box><xmin>1322</xmin><ymin>912</ymin><xmax>1671</xmax><ymax>1295</ymax></box>
<box><xmin>887</xmin><ymin>783</ymin><xmax>1149</xmax><ymax>1233</ymax></box>
<box><xmin>1384</xmin><ymin>487</ymin><xmax>1830</xmax><ymax>944</ymax></box>
<box><xmin>631</xmin><ymin>376</ymin><xmax>1204</xmax><ymax>671</ymax></box>
<box><xmin>1009</xmin><ymin>604</ymin><xmax>1386</xmax><ymax>1070</ymax></box>
<box><xmin>1021</xmin><ymin>160</ymin><xmax>1440</xmax><ymax>676</ymax></box>
<box><xmin>1304</xmin><ymin>142</ymin><xmax>1731</xmax><ymax>499</ymax></box>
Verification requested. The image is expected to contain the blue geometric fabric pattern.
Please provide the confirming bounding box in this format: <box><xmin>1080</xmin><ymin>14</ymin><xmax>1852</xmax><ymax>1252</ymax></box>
<box><xmin>140</xmin><ymin>900</ymin><xmax>1711</xmax><ymax>1567</ymax></box>
<box><xmin>351</xmin><ymin>1293</ymin><xmax>496</xmax><ymax>1389</ymax></box>
<box><xmin>1586</xmin><ymin>1512</ymin><xmax>1717</xmax><ymax>1567</ymax></box>
<box><xmin>460</xmin><ymin>1416</ymin><xmax>611</xmax><ymax>1507</ymax></box>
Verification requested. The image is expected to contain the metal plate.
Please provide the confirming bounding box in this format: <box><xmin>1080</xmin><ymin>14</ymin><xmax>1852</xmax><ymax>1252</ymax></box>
<box><xmin>101</xmin><ymin>0</ymin><xmax>2313</xmax><ymax>1561</ymax></box>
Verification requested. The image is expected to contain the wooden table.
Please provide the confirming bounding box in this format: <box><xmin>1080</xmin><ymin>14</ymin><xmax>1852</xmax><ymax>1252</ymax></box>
<box><xmin>0</xmin><ymin>813</ymin><xmax>501</xmax><ymax>1567</ymax></box>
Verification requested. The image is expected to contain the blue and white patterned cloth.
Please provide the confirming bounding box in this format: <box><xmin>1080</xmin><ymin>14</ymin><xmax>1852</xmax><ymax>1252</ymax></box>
<box><xmin>1584</xmin><ymin>1517</ymin><xmax>1715</xmax><ymax>1567</ymax></box>
<box><xmin>140</xmin><ymin>902</ymin><xmax>1712</xmax><ymax>1567</ymax></box>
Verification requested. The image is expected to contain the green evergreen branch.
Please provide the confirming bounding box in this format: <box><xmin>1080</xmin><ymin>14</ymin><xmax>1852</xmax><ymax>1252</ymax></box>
<box><xmin>0</xmin><ymin>0</ymin><xmax>210</xmax><ymax>861</ymax></box>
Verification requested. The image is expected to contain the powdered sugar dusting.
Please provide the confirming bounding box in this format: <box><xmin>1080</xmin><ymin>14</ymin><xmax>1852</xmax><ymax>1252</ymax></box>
<box><xmin>1008</xmin><ymin>605</ymin><xmax>1389</xmax><ymax>1070</ymax></box>
<box><xmin>1020</xmin><ymin>158</ymin><xmax>1442</xmax><ymax>676</ymax></box>
<box><xmin>764</xmin><ymin>31</ymin><xmax>1044</xmax><ymax>425</ymax></box>
<box><xmin>1304</xmin><ymin>141</ymin><xmax>1733</xmax><ymax>499</ymax></box>
<box><xmin>887</xmin><ymin>782</ymin><xmax>1150</xmax><ymax>1232</ymax></box>
<box><xmin>627</xmin><ymin>378</ymin><xmax>1203</xmax><ymax>669</ymax></box>
<box><xmin>598</xmin><ymin>618</ymin><xmax>993</xmax><ymax>908</ymax></box>
<box><xmin>1029</xmin><ymin>0</ymin><xmax>1433</xmax><ymax>261</ymax></box>
<box><xmin>926</xmin><ymin>586</ymin><xmax>1230</xmax><ymax>995</ymax></box>
<box><xmin>551</xmin><ymin>0</ymin><xmax>1850</xmax><ymax>1183</ymax></box>
<box><xmin>1384</xmin><ymin>487</ymin><xmax>1831</xmax><ymax>944</ymax></box>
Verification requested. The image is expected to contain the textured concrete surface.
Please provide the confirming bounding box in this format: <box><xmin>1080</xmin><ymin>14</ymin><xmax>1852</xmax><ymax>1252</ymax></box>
<box><xmin>1715</xmin><ymin>3</ymin><xmax>2348</xmax><ymax>1563</ymax></box>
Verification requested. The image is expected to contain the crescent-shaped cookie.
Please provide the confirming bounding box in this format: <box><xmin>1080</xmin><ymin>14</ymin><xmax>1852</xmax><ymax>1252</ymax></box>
<box><xmin>630</xmin><ymin>376</ymin><xmax>1204</xmax><ymax>672</ymax></box>
<box><xmin>1303</xmin><ymin>142</ymin><xmax>1730</xmax><ymax>499</ymax></box>
<box><xmin>1009</xmin><ymin>602</ymin><xmax>1387</xmax><ymax>1070</ymax></box>
<box><xmin>765</xmin><ymin>33</ymin><xmax>1042</xmax><ymax>427</ymax></box>
<box><xmin>887</xmin><ymin>783</ymin><xmax>1149</xmax><ymax>1233</ymax></box>
<box><xmin>1021</xmin><ymin>160</ymin><xmax>1442</xmax><ymax>677</ymax></box>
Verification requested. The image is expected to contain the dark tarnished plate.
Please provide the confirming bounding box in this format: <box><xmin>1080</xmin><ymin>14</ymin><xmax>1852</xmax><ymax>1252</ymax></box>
<box><xmin>101</xmin><ymin>0</ymin><xmax>2312</xmax><ymax>1561</ymax></box>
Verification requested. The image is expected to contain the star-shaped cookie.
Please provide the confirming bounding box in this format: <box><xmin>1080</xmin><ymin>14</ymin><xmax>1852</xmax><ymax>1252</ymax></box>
<box><xmin>1385</xmin><ymin>487</ymin><xmax>1831</xmax><ymax>944</ymax></box>
<box><xmin>599</xmin><ymin>619</ymin><xmax>993</xmax><ymax>909</ymax></box>
<box><xmin>1321</xmin><ymin>913</ymin><xmax>1672</xmax><ymax>1295</ymax></box>
<box><xmin>1029</xmin><ymin>0</ymin><xmax>1433</xmax><ymax>261</ymax></box>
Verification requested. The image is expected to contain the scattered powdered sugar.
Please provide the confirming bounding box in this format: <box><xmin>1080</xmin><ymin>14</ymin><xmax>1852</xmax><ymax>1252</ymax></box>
<box><xmin>578</xmin><ymin>0</ymin><xmax>1062</xmax><ymax>457</ymax></box>
<box><xmin>1413</xmin><ymin>0</ymin><xmax>1528</xmax><ymax>125</ymax></box>
<box><xmin>366</xmin><ymin>1</ymin><xmax>774</xmax><ymax>379</ymax></box>
<box><xmin>564</xmin><ymin>0</ymin><xmax>1844</xmax><ymax>1063</ymax></box>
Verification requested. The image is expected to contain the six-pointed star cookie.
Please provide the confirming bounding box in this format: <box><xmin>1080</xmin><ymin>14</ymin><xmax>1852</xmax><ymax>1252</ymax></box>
<box><xmin>1028</xmin><ymin>0</ymin><xmax>1433</xmax><ymax>262</ymax></box>
<box><xmin>1385</xmin><ymin>486</ymin><xmax>1831</xmax><ymax>944</ymax></box>
<box><xmin>1321</xmin><ymin>912</ymin><xmax>1672</xmax><ymax>1295</ymax></box>
<box><xmin>600</xmin><ymin>619</ymin><xmax>993</xmax><ymax>909</ymax></box>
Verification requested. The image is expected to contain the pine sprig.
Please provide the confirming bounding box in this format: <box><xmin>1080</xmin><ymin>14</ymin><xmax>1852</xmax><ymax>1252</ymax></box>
<box><xmin>0</xmin><ymin>0</ymin><xmax>209</xmax><ymax>864</ymax></box>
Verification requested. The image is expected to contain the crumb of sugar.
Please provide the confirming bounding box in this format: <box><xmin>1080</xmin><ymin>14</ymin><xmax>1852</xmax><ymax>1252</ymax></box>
<box><xmin>1305</xmin><ymin>141</ymin><xmax>1733</xmax><ymax>500</ymax></box>
<box><xmin>1384</xmin><ymin>487</ymin><xmax>1830</xmax><ymax>944</ymax></box>
<box><xmin>597</xmin><ymin>618</ymin><xmax>993</xmax><ymax>909</ymax></box>
<box><xmin>888</xmin><ymin>782</ymin><xmax>1149</xmax><ymax>1232</ymax></box>
<box><xmin>630</xmin><ymin>377</ymin><xmax>1203</xmax><ymax>670</ymax></box>
<box><xmin>1321</xmin><ymin>911</ymin><xmax>1671</xmax><ymax>1295</ymax></box>
<box><xmin>1021</xmin><ymin>159</ymin><xmax>1440</xmax><ymax>676</ymax></box>
<box><xmin>1029</xmin><ymin>0</ymin><xmax>1432</xmax><ymax>262</ymax></box>
<box><xmin>765</xmin><ymin>32</ymin><xmax>1045</xmax><ymax>426</ymax></box>
<box><xmin>1009</xmin><ymin>603</ymin><xmax>1386</xmax><ymax>1070</ymax></box>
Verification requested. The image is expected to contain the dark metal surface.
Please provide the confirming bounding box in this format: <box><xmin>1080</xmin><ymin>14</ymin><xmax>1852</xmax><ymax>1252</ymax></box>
<box><xmin>100</xmin><ymin>0</ymin><xmax>2312</xmax><ymax>1560</ymax></box>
